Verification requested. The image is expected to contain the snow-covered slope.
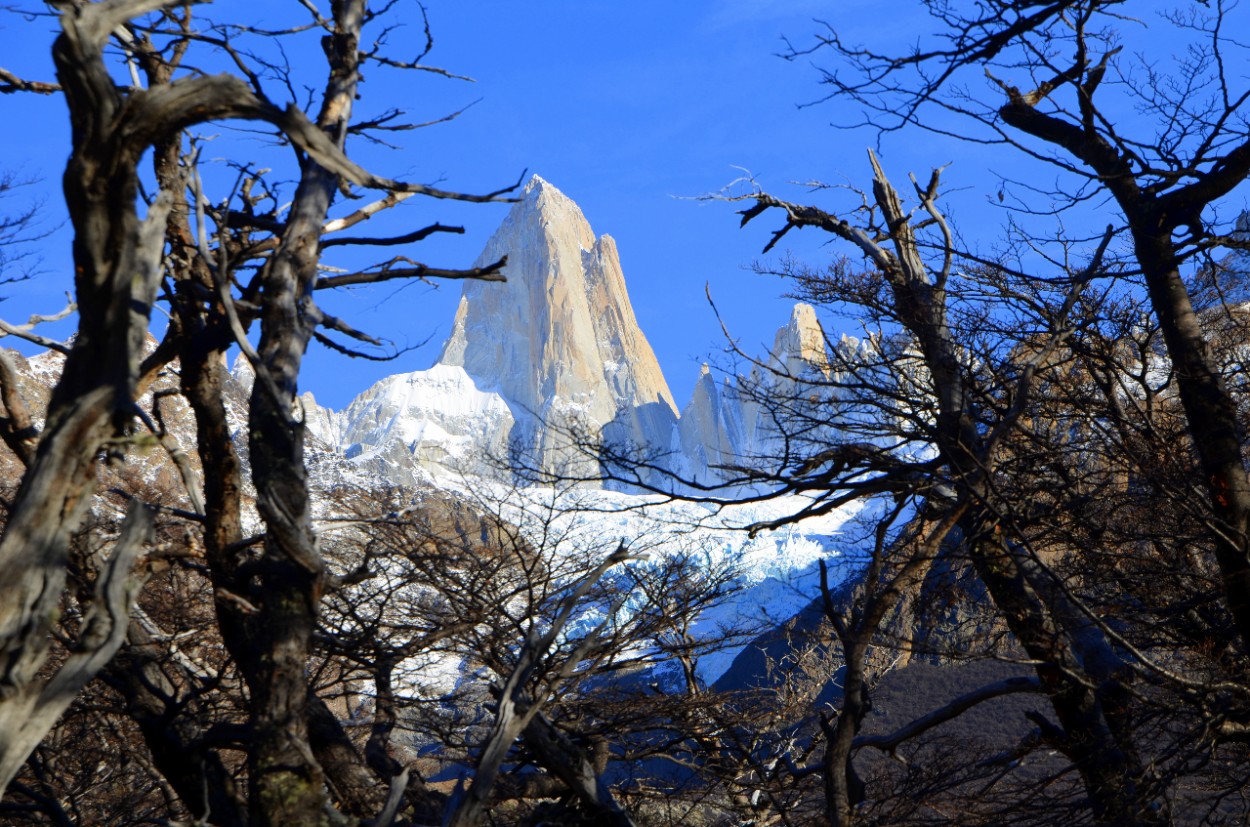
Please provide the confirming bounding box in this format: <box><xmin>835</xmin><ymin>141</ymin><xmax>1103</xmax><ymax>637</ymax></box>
<box><xmin>338</xmin><ymin>364</ymin><xmax>515</xmax><ymax>480</ymax></box>
<box><xmin>399</xmin><ymin>481</ymin><xmax>858</xmax><ymax>691</ymax></box>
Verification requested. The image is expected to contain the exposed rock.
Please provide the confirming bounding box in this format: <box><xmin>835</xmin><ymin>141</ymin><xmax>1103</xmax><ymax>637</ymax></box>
<box><xmin>440</xmin><ymin>175</ymin><xmax>677</xmax><ymax>477</ymax></box>
<box><xmin>292</xmin><ymin>179</ymin><xmax>842</xmax><ymax>494</ymax></box>
<box><xmin>674</xmin><ymin>365</ymin><xmax>745</xmax><ymax>486</ymax></box>
<box><xmin>342</xmin><ymin>176</ymin><xmax>679</xmax><ymax>484</ymax></box>
<box><xmin>0</xmin><ymin>345</ymin><xmax>232</xmax><ymax>509</ymax></box>
<box><xmin>771</xmin><ymin>302</ymin><xmax>830</xmax><ymax>379</ymax></box>
<box><xmin>301</xmin><ymin>391</ymin><xmax>343</xmax><ymax>451</ymax></box>
<box><xmin>230</xmin><ymin>352</ymin><xmax>255</xmax><ymax>398</ymax></box>
<box><xmin>677</xmin><ymin>303</ymin><xmax>833</xmax><ymax>487</ymax></box>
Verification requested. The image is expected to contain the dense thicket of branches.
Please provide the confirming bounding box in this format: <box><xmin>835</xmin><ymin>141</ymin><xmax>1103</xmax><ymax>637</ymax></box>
<box><xmin>0</xmin><ymin>2</ymin><xmax>708</xmax><ymax>825</ymax></box>
<box><xmin>661</xmin><ymin>1</ymin><xmax>1250</xmax><ymax>823</ymax></box>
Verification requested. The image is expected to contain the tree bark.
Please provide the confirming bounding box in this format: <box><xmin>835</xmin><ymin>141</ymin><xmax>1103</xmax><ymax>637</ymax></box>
<box><xmin>241</xmin><ymin>4</ymin><xmax>367</xmax><ymax>823</ymax></box>
<box><xmin>0</xmin><ymin>2</ymin><xmax>174</xmax><ymax>788</ymax></box>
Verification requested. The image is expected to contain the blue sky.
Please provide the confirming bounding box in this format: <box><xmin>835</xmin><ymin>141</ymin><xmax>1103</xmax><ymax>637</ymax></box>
<box><xmin>0</xmin><ymin>1</ymin><xmax>1069</xmax><ymax>409</ymax></box>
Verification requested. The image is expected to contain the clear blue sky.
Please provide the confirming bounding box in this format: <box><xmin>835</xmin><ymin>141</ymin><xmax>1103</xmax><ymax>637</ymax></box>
<box><xmin>0</xmin><ymin>1</ymin><xmax>1077</xmax><ymax>410</ymax></box>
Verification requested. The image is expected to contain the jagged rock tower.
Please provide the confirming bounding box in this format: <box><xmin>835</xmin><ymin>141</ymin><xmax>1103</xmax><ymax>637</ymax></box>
<box><xmin>677</xmin><ymin>304</ymin><xmax>832</xmax><ymax>485</ymax></box>
<box><xmin>339</xmin><ymin>176</ymin><xmax>678</xmax><ymax>482</ymax></box>
<box><xmin>438</xmin><ymin>176</ymin><xmax>678</xmax><ymax>477</ymax></box>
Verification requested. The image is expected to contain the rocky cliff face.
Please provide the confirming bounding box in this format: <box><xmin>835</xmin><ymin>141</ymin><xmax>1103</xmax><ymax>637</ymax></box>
<box><xmin>677</xmin><ymin>303</ymin><xmax>833</xmax><ymax>487</ymax></box>
<box><xmin>439</xmin><ymin>175</ymin><xmax>678</xmax><ymax>477</ymax></box>
<box><xmin>340</xmin><ymin>176</ymin><xmax>680</xmax><ymax>483</ymax></box>
<box><xmin>331</xmin><ymin>175</ymin><xmax>839</xmax><ymax>490</ymax></box>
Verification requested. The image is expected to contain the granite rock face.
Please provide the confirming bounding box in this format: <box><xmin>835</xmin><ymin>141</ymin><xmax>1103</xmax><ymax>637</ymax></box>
<box><xmin>331</xmin><ymin>176</ymin><xmax>840</xmax><ymax>489</ymax></box>
<box><xmin>676</xmin><ymin>303</ymin><xmax>833</xmax><ymax>487</ymax></box>
<box><xmin>342</xmin><ymin>176</ymin><xmax>680</xmax><ymax>483</ymax></box>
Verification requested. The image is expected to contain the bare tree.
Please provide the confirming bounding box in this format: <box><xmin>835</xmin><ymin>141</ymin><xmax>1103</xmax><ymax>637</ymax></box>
<box><xmin>0</xmin><ymin>2</ymin><xmax>515</xmax><ymax>823</ymax></box>
<box><xmin>797</xmin><ymin>0</ymin><xmax>1250</xmax><ymax>654</ymax></box>
<box><xmin>710</xmin><ymin>151</ymin><xmax>1178</xmax><ymax>824</ymax></box>
<box><xmin>722</xmin><ymin>4</ymin><xmax>1250</xmax><ymax>819</ymax></box>
<box><xmin>8</xmin><ymin>2</ymin><xmax>1250</xmax><ymax>825</ymax></box>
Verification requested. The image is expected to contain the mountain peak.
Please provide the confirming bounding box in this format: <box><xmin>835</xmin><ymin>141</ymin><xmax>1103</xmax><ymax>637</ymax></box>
<box><xmin>334</xmin><ymin>178</ymin><xmax>834</xmax><ymax>490</ymax></box>
<box><xmin>436</xmin><ymin>175</ymin><xmax>677</xmax><ymax>476</ymax></box>
<box><xmin>523</xmin><ymin>173</ymin><xmax>556</xmax><ymax>196</ymax></box>
<box><xmin>510</xmin><ymin>174</ymin><xmax>592</xmax><ymax>239</ymax></box>
<box><xmin>520</xmin><ymin>173</ymin><xmax>566</xmax><ymax>207</ymax></box>
<box><xmin>774</xmin><ymin>303</ymin><xmax>829</xmax><ymax>376</ymax></box>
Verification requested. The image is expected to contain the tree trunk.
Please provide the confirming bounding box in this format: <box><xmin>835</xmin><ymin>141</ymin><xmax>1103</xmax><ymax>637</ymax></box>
<box><xmin>240</xmin><ymin>4</ymin><xmax>367</xmax><ymax>822</ymax></box>
<box><xmin>0</xmin><ymin>3</ymin><xmax>173</xmax><ymax>789</ymax></box>
<box><xmin>1132</xmin><ymin>229</ymin><xmax>1250</xmax><ymax>646</ymax></box>
<box><xmin>822</xmin><ymin>641</ymin><xmax>868</xmax><ymax>827</ymax></box>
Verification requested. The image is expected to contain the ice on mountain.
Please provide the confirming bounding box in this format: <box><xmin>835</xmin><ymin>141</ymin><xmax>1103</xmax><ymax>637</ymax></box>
<box><xmin>298</xmin><ymin>175</ymin><xmax>856</xmax><ymax>685</ymax></box>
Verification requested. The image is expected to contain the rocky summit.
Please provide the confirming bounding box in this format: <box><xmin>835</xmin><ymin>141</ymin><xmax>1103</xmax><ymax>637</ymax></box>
<box><xmin>440</xmin><ymin>175</ymin><xmax>678</xmax><ymax>468</ymax></box>
<box><xmin>327</xmin><ymin>175</ymin><xmax>832</xmax><ymax>489</ymax></box>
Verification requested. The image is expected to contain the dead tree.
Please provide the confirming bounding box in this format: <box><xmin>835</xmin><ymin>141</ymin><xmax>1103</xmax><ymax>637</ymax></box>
<box><xmin>727</xmin><ymin>153</ymin><xmax>1167</xmax><ymax>824</ymax></box>
<box><xmin>799</xmin><ymin>0</ymin><xmax>1250</xmax><ymax>659</ymax></box>
<box><xmin>0</xmin><ymin>2</ymin><xmax>514</xmax><ymax>824</ymax></box>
